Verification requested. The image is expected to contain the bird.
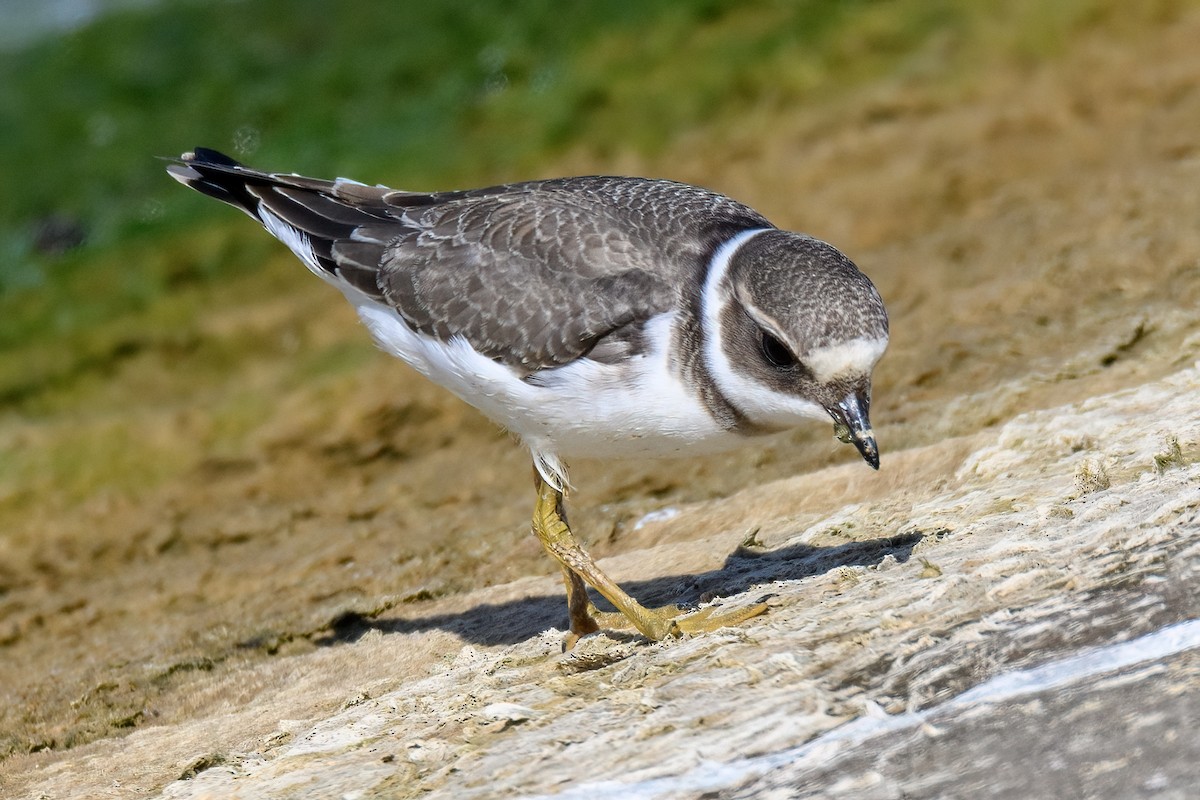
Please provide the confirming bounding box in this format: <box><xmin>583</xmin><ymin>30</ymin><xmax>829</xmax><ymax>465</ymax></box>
<box><xmin>167</xmin><ymin>147</ymin><xmax>888</xmax><ymax>646</ymax></box>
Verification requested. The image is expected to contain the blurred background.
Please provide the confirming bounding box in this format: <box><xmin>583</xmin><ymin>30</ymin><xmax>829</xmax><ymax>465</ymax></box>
<box><xmin>3</xmin><ymin>0</ymin><xmax>1181</xmax><ymax>514</ymax></box>
<box><xmin>2</xmin><ymin>0</ymin><xmax>1199</xmax><ymax>769</ymax></box>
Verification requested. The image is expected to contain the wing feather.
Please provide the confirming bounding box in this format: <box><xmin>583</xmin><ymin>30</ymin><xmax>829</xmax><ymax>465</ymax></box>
<box><xmin>169</xmin><ymin>149</ymin><xmax>772</xmax><ymax>371</ymax></box>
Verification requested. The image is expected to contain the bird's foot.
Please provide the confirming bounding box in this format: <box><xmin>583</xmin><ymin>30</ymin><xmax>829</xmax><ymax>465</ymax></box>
<box><xmin>535</xmin><ymin>473</ymin><xmax>768</xmax><ymax>649</ymax></box>
<box><xmin>670</xmin><ymin>600</ymin><xmax>769</xmax><ymax>635</ymax></box>
<box><xmin>566</xmin><ymin>598</ymin><xmax>768</xmax><ymax>647</ymax></box>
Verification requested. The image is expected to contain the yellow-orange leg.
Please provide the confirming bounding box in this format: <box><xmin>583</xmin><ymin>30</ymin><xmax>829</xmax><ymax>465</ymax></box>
<box><xmin>531</xmin><ymin>472</ymin><xmax>767</xmax><ymax>646</ymax></box>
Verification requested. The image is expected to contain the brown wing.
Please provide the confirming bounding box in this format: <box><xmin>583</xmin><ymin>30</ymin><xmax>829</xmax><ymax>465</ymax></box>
<box><xmin>168</xmin><ymin>149</ymin><xmax>771</xmax><ymax>370</ymax></box>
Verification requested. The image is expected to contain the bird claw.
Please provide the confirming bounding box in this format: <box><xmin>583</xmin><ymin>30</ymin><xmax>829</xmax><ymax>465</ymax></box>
<box><xmin>567</xmin><ymin>599</ymin><xmax>768</xmax><ymax>646</ymax></box>
<box><xmin>670</xmin><ymin>600</ymin><xmax>769</xmax><ymax>636</ymax></box>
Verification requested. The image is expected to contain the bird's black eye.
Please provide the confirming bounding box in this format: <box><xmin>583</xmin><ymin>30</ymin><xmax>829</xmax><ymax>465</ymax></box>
<box><xmin>760</xmin><ymin>331</ymin><xmax>795</xmax><ymax>368</ymax></box>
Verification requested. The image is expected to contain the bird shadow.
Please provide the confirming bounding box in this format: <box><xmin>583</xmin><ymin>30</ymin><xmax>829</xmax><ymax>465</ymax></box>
<box><xmin>310</xmin><ymin>530</ymin><xmax>923</xmax><ymax>648</ymax></box>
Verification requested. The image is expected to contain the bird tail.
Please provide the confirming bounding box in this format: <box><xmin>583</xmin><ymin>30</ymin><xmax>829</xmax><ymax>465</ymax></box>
<box><xmin>165</xmin><ymin>148</ymin><xmax>269</xmax><ymax>221</ymax></box>
<box><xmin>166</xmin><ymin>147</ymin><xmax>396</xmax><ymax>299</ymax></box>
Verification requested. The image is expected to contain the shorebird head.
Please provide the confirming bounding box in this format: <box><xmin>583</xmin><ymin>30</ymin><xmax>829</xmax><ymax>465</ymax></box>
<box><xmin>702</xmin><ymin>229</ymin><xmax>889</xmax><ymax>469</ymax></box>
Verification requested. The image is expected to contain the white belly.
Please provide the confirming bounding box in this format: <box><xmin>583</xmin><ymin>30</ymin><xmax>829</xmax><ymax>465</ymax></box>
<box><xmin>352</xmin><ymin>299</ymin><xmax>746</xmax><ymax>485</ymax></box>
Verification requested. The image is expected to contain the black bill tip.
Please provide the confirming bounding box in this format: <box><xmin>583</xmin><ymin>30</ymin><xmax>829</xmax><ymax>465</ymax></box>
<box><xmin>856</xmin><ymin>432</ymin><xmax>880</xmax><ymax>470</ymax></box>
<box><xmin>829</xmin><ymin>389</ymin><xmax>880</xmax><ymax>470</ymax></box>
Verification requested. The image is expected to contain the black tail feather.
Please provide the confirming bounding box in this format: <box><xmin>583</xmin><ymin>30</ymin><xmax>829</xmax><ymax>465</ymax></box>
<box><xmin>166</xmin><ymin>147</ymin><xmax>392</xmax><ymax>300</ymax></box>
<box><xmin>190</xmin><ymin>147</ymin><xmax>244</xmax><ymax>168</ymax></box>
<box><xmin>166</xmin><ymin>147</ymin><xmax>267</xmax><ymax>220</ymax></box>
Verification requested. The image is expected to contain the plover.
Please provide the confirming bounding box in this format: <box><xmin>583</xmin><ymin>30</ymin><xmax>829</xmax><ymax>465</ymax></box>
<box><xmin>168</xmin><ymin>148</ymin><xmax>888</xmax><ymax>644</ymax></box>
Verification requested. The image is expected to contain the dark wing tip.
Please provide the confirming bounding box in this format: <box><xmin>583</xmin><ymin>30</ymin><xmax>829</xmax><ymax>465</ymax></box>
<box><xmin>165</xmin><ymin>147</ymin><xmax>261</xmax><ymax>218</ymax></box>
<box><xmin>181</xmin><ymin>147</ymin><xmax>244</xmax><ymax>168</ymax></box>
<box><xmin>164</xmin><ymin>147</ymin><xmax>246</xmax><ymax>185</ymax></box>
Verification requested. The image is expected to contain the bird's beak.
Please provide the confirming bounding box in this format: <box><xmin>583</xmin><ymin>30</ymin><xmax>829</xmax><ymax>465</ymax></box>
<box><xmin>828</xmin><ymin>389</ymin><xmax>880</xmax><ymax>470</ymax></box>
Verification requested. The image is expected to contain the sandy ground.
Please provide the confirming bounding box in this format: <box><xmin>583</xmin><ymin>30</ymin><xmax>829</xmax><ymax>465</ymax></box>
<box><xmin>3</xmin><ymin>8</ymin><xmax>1200</xmax><ymax>799</ymax></box>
